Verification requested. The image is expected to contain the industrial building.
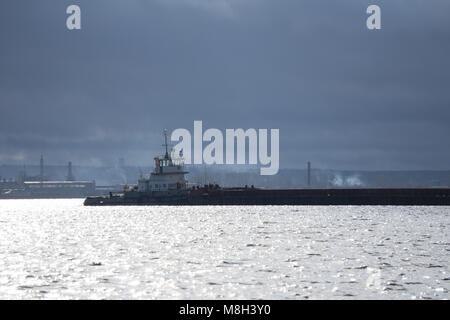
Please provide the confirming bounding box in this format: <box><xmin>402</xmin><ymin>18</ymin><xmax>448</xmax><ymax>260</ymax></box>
<box><xmin>1</xmin><ymin>155</ymin><xmax>97</xmax><ymax>199</ymax></box>
<box><xmin>23</xmin><ymin>180</ymin><xmax>95</xmax><ymax>197</ymax></box>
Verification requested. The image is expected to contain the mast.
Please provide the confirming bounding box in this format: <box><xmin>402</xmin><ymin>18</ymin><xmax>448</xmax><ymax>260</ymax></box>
<box><xmin>163</xmin><ymin>129</ymin><xmax>169</xmax><ymax>160</ymax></box>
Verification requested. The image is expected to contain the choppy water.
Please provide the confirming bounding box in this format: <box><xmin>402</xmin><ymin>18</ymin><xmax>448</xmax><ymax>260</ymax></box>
<box><xmin>0</xmin><ymin>200</ymin><xmax>448</xmax><ymax>299</ymax></box>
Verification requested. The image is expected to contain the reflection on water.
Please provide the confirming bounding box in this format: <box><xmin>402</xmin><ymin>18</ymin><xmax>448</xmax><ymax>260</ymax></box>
<box><xmin>0</xmin><ymin>200</ymin><xmax>448</xmax><ymax>299</ymax></box>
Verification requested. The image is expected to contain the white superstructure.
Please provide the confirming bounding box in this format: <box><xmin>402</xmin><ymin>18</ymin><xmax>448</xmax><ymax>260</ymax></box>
<box><xmin>137</xmin><ymin>130</ymin><xmax>188</xmax><ymax>193</ymax></box>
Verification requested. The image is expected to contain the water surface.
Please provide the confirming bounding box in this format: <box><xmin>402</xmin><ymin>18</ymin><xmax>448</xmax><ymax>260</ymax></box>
<box><xmin>0</xmin><ymin>200</ymin><xmax>448</xmax><ymax>299</ymax></box>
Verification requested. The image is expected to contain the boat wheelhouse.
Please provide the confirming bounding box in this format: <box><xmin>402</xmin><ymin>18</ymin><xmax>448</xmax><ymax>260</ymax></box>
<box><xmin>136</xmin><ymin>130</ymin><xmax>188</xmax><ymax>194</ymax></box>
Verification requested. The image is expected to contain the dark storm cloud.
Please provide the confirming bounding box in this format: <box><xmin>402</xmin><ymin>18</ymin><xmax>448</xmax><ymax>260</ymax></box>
<box><xmin>0</xmin><ymin>0</ymin><xmax>449</xmax><ymax>169</ymax></box>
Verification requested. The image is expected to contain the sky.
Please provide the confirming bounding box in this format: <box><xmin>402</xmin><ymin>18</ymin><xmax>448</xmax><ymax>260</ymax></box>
<box><xmin>0</xmin><ymin>0</ymin><xmax>449</xmax><ymax>170</ymax></box>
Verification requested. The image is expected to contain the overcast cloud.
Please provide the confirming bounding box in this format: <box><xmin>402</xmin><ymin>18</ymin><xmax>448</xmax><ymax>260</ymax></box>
<box><xmin>0</xmin><ymin>0</ymin><xmax>449</xmax><ymax>170</ymax></box>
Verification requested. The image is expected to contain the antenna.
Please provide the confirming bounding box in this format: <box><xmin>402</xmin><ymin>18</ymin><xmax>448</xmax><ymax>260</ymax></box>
<box><xmin>163</xmin><ymin>129</ymin><xmax>169</xmax><ymax>160</ymax></box>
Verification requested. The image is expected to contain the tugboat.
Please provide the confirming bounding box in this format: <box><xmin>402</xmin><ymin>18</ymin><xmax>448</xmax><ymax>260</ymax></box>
<box><xmin>84</xmin><ymin>130</ymin><xmax>450</xmax><ymax>206</ymax></box>
<box><xmin>84</xmin><ymin>130</ymin><xmax>190</xmax><ymax>205</ymax></box>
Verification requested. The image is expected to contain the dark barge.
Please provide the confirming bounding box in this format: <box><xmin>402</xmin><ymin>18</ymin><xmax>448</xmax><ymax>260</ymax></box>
<box><xmin>84</xmin><ymin>186</ymin><xmax>450</xmax><ymax>206</ymax></box>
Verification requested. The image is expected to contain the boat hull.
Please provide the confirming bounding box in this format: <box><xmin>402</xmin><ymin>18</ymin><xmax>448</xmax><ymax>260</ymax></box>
<box><xmin>84</xmin><ymin>188</ymin><xmax>450</xmax><ymax>206</ymax></box>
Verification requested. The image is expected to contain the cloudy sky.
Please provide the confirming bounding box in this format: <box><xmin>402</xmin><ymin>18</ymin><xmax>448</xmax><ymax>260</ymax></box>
<box><xmin>0</xmin><ymin>0</ymin><xmax>449</xmax><ymax>170</ymax></box>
